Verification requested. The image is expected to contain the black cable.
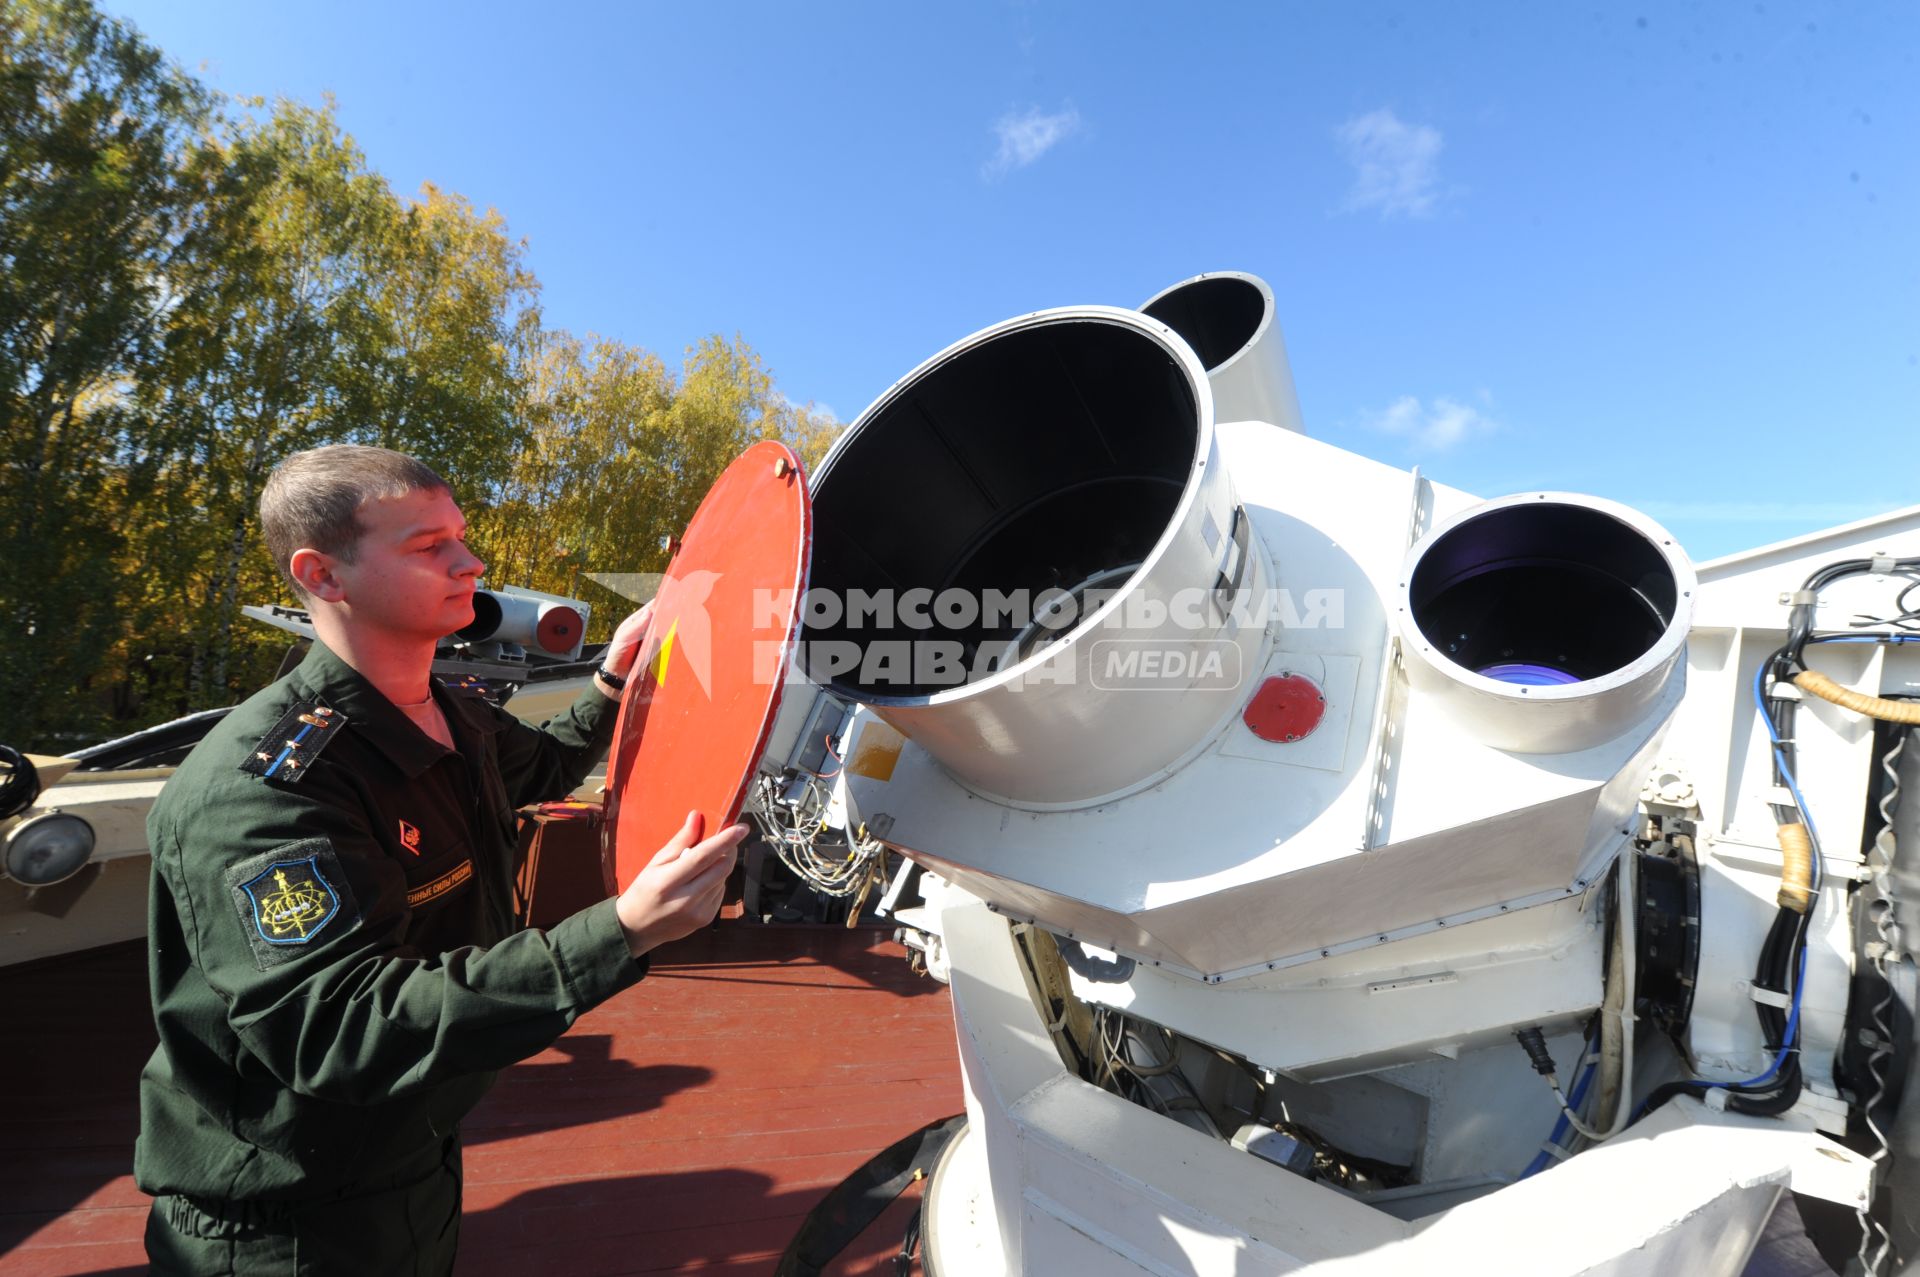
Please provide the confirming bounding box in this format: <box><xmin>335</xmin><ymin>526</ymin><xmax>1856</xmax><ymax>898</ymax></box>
<box><xmin>1742</xmin><ymin>647</ymin><xmax>1817</xmax><ymax>1119</ymax></box>
<box><xmin>0</xmin><ymin>745</ymin><xmax>41</xmax><ymax>822</ymax></box>
<box><xmin>1788</xmin><ymin>558</ymin><xmax>1920</xmax><ymax>665</ymax></box>
<box><xmin>1849</xmin><ymin>572</ymin><xmax>1920</xmax><ymax>632</ymax></box>
<box><xmin>1761</xmin><ymin>644</ymin><xmax>1802</xmax><ymax>826</ymax></box>
<box><xmin>1728</xmin><ymin>908</ymin><xmax>1808</xmax><ymax>1116</ymax></box>
<box><xmin>1639</xmin><ymin>907</ymin><xmax>1810</xmax><ymax>1118</ymax></box>
<box><xmin>1900</xmin><ymin>576</ymin><xmax>1920</xmax><ymax>623</ymax></box>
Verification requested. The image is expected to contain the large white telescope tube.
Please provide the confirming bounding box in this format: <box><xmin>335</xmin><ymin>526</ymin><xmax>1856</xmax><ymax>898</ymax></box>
<box><xmin>806</xmin><ymin>306</ymin><xmax>1270</xmax><ymax>808</ymax></box>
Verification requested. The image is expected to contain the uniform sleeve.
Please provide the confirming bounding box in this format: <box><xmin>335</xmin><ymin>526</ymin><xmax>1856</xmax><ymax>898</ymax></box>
<box><xmin>487</xmin><ymin>682</ymin><xmax>620</xmax><ymax>808</ymax></box>
<box><xmin>158</xmin><ymin>766</ymin><xmax>645</xmax><ymax>1107</ymax></box>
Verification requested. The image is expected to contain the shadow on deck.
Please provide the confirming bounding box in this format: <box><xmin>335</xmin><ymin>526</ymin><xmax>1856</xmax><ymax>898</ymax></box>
<box><xmin>0</xmin><ymin>923</ymin><xmax>960</xmax><ymax>1276</ymax></box>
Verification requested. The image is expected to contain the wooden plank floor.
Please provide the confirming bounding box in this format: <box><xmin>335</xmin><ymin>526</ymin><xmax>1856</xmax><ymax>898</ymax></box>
<box><xmin>0</xmin><ymin>929</ymin><xmax>1840</xmax><ymax>1276</ymax></box>
<box><xmin>0</xmin><ymin>925</ymin><xmax>962</xmax><ymax>1276</ymax></box>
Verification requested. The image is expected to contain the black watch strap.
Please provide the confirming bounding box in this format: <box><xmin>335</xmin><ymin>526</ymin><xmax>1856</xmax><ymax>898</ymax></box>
<box><xmin>595</xmin><ymin>664</ymin><xmax>628</xmax><ymax>689</ymax></box>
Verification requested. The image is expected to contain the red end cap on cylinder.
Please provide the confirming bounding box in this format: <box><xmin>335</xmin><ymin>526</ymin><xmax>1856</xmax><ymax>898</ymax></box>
<box><xmin>536</xmin><ymin>604</ymin><xmax>584</xmax><ymax>654</ymax></box>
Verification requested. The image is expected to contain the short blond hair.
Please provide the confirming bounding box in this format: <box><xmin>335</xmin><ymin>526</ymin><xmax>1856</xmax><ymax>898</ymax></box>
<box><xmin>261</xmin><ymin>445</ymin><xmax>450</xmax><ymax>597</ymax></box>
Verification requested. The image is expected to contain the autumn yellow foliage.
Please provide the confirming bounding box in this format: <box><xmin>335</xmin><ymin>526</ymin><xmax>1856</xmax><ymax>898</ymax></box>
<box><xmin>0</xmin><ymin>0</ymin><xmax>842</xmax><ymax>749</ymax></box>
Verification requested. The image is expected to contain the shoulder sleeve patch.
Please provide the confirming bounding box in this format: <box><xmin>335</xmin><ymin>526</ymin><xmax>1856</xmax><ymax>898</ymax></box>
<box><xmin>239</xmin><ymin>702</ymin><xmax>347</xmax><ymax>784</ymax></box>
<box><xmin>225</xmin><ymin>839</ymin><xmax>359</xmax><ymax>967</ymax></box>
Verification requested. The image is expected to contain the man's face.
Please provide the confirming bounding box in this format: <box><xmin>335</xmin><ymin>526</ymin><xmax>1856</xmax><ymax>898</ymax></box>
<box><xmin>331</xmin><ymin>487</ymin><xmax>486</xmax><ymax>641</ymax></box>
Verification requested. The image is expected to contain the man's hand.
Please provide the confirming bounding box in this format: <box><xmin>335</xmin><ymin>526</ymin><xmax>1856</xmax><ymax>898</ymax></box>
<box><xmin>614</xmin><ymin>810</ymin><xmax>749</xmax><ymax>958</ymax></box>
<box><xmin>602</xmin><ymin>601</ymin><xmax>655</xmax><ymax>680</ymax></box>
<box><xmin>594</xmin><ymin>601</ymin><xmax>654</xmax><ymax>700</ymax></box>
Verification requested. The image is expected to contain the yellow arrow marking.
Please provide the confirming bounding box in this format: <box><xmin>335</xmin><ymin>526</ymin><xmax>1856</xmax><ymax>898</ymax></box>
<box><xmin>654</xmin><ymin>618</ymin><xmax>679</xmax><ymax>686</ymax></box>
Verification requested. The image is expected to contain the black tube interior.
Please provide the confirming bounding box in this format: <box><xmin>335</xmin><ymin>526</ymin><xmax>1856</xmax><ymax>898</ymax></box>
<box><xmin>1408</xmin><ymin>504</ymin><xmax>1678</xmax><ymax>684</ymax></box>
<box><xmin>1141</xmin><ymin>277</ymin><xmax>1266</xmax><ymax>372</ymax></box>
<box><xmin>808</xmin><ymin>321</ymin><xmax>1200</xmax><ymax>698</ymax></box>
<box><xmin>458</xmin><ymin>591</ymin><xmax>503</xmax><ymax>641</ymax></box>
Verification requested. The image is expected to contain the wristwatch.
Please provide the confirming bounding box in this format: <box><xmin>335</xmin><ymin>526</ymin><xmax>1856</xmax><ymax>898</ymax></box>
<box><xmin>595</xmin><ymin>664</ymin><xmax>628</xmax><ymax>690</ymax></box>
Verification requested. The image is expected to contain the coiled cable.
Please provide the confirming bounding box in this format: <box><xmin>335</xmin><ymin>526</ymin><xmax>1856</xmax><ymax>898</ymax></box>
<box><xmin>0</xmin><ymin>746</ymin><xmax>41</xmax><ymax>822</ymax></box>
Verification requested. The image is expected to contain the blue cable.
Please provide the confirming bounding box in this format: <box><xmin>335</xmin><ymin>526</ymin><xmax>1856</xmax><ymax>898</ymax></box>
<box><xmin>1752</xmin><ymin>661</ymin><xmax>1823</xmax><ymax>891</ymax></box>
<box><xmin>1696</xmin><ymin>941</ymin><xmax>1807</xmax><ymax>1092</ymax></box>
<box><xmin>1520</xmin><ymin>1040</ymin><xmax>1600</xmax><ymax>1179</ymax></box>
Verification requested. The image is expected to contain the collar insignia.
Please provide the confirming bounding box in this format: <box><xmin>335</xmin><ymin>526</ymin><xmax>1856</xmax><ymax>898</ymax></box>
<box><xmin>240</xmin><ymin>701</ymin><xmax>346</xmax><ymax>784</ymax></box>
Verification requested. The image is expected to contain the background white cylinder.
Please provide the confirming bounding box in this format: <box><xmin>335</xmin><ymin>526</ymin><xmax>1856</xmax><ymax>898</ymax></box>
<box><xmin>1139</xmin><ymin>271</ymin><xmax>1305</xmax><ymax>433</ymax></box>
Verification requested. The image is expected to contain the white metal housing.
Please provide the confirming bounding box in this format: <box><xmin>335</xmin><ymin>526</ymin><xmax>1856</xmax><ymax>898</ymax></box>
<box><xmin>806</xmin><ymin>272</ymin><xmax>1907</xmax><ymax>1277</ymax></box>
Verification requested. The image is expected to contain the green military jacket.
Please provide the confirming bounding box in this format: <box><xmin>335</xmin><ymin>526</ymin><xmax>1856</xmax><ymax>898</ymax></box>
<box><xmin>135</xmin><ymin>640</ymin><xmax>644</xmax><ymax>1201</ymax></box>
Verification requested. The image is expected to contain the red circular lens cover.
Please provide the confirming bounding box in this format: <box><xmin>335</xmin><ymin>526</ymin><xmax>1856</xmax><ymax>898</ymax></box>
<box><xmin>536</xmin><ymin>604</ymin><xmax>583</xmax><ymax>654</ymax></box>
<box><xmin>601</xmin><ymin>440</ymin><xmax>811</xmax><ymax>893</ymax></box>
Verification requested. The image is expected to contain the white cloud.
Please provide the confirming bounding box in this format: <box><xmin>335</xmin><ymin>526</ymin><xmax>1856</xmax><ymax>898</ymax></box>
<box><xmin>1335</xmin><ymin>108</ymin><xmax>1444</xmax><ymax>218</ymax></box>
<box><xmin>1364</xmin><ymin>395</ymin><xmax>1496</xmax><ymax>452</ymax></box>
<box><xmin>984</xmin><ymin>104</ymin><xmax>1082</xmax><ymax>179</ymax></box>
<box><xmin>778</xmin><ymin>392</ymin><xmax>839</xmax><ymax>422</ymax></box>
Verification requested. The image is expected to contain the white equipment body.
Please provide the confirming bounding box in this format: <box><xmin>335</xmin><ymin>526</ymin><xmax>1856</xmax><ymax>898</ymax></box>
<box><xmin>763</xmin><ymin>269</ymin><xmax>1920</xmax><ymax>1275</ymax></box>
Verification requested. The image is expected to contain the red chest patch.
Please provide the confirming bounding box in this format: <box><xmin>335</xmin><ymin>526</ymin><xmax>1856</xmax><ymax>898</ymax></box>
<box><xmin>398</xmin><ymin>819</ymin><xmax>423</xmax><ymax>855</ymax></box>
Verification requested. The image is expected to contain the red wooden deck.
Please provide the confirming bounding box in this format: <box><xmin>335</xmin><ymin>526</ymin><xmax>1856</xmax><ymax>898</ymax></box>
<box><xmin>0</xmin><ymin>925</ymin><xmax>962</xmax><ymax>1276</ymax></box>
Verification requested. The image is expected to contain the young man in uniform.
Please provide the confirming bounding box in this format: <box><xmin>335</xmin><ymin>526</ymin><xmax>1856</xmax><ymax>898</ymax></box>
<box><xmin>136</xmin><ymin>445</ymin><xmax>748</xmax><ymax>1273</ymax></box>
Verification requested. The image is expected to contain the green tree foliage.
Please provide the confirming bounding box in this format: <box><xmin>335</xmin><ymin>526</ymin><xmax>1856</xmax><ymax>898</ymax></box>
<box><xmin>127</xmin><ymin>101</ymin><xmax>540</xmax><ymax>716</ymax></box>
<box><xmin>0</xmin><ymin>0</ymin><xmax>211</xmax><ymax>745</ymax></box>
<box><xmin>0</xmin><ymin>0</ymin><xmax>843</xmax><ymax>750</ymax></box>
<box><xmin>472</xmin><ymin>332</ymin><xmax>840</xmax><ymax>636</ymax></box>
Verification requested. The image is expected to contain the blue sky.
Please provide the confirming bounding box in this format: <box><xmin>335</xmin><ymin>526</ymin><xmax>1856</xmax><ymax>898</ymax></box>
<box><xmin>108</xmin><ymin>1</ymin><xmax>1916</xmax><ymax>561</ymax></box>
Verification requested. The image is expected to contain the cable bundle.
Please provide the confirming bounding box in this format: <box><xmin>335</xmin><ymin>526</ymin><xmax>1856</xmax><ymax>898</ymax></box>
<box><xmin>746</xmin><ymin>770</ymin><xmax>887</xmax><ymax>903</ymax></box>
<box><xmin>0</xmin><ymin>746</ymin><xmax>41</xmax><ymax>822</ymax></box>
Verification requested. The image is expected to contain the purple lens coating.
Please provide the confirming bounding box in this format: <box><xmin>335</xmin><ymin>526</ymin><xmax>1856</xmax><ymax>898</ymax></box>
<box><xmin>1477</xmin><ymin>662</ymin><xmax>1581</xmax><ymax>687</ymax></box>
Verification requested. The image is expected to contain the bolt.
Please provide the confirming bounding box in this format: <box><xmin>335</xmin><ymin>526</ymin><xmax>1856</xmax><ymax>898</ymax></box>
<box><xmin>773</xmin><ymin>457</ymin><xmax>792</xmax><ymax>478</ymax></box>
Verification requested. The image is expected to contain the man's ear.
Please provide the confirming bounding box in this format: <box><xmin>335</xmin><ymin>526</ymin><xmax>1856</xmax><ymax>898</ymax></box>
<box><xmin>289</xmin><ymin>548</ymin><xmax>347</xmax><ymax>603</ymax></box>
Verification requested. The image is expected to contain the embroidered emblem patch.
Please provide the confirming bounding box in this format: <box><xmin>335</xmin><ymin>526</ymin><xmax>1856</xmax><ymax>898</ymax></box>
<box><xmin>398</xmin><ymin>819</ymin><xmax>422</xmax><ymax>855</ymax></box>
<box><xmin>225</xmin><ymin>839</ymin><xmax>358</xmax><ymax>967</ymax></box>
<box><xmin>242</xmin><ymin>859</ymin><xmax>338</xmax><ymax>942</ymax></box>
<box><xmin>407</xmin><ymin>859</ymin><xmax>473</xmax><ymax>908</ymax></box>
